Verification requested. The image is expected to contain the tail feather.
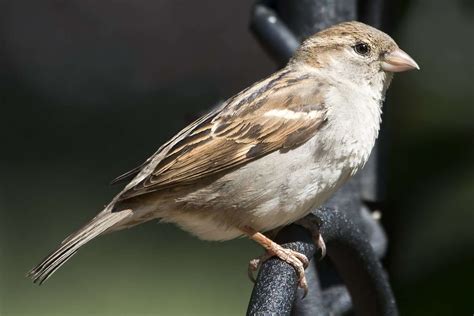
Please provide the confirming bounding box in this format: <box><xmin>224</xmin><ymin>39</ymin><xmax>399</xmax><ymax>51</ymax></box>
<box><xmin>28</xmin><ymin>209</ymin><xmax>133</xmax><ymax>284</ymax></box>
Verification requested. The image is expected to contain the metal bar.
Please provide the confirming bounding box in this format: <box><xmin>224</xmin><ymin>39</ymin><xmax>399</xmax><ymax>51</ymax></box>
<box><xmin>250</xmin><ymin>4</ymin><xmax>299</xmax><ymax>67</ymax></box>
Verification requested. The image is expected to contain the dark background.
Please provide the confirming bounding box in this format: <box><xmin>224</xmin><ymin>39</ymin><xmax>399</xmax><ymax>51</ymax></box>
<box><xmin>1</xmin><ymin>0</ymin><xmax>473</xmax><ymax>315</ymax></box>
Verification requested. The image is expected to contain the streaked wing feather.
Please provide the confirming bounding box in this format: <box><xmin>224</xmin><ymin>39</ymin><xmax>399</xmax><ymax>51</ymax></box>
<box><xmin>119</xmin><ymin>69</ymin><xmax>327</xmax><ymax>200</ymax></box>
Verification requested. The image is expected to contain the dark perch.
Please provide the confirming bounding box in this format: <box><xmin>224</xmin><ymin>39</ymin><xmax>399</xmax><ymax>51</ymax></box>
<box><xmin>246</xmin><ymin>0</ymin><xmax>398</xmax><ymax>315</ymax></box>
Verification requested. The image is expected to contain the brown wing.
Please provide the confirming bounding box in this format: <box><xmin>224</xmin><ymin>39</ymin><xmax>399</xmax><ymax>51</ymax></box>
<box><xmin>118</xmin><ymin>69</ymin><xmax>327</xmax><ymax>200</ymax></box>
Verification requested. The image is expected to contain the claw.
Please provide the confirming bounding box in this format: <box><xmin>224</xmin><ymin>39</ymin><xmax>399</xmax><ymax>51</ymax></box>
<box><xmin>316</xmin><ymin>233</ymin><xmax>326</xmax><ymax>259</ymax></box>
<box><xmin>299</xmin><ymin>276</ymin><xmax>309</xmax><ymax>298</ymax></box>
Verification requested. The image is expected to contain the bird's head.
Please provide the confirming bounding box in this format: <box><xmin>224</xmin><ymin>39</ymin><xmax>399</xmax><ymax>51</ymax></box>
<box><xmin>292</xmin><ymin>21</ymin><xmax>419</xmax><ymax>87</ymax></box>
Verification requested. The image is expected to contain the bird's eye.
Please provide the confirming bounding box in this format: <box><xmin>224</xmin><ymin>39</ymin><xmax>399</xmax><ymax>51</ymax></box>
<box><xmin>353</xmin><ymin>42</ymin><xmax>371</xmax><ymax>56</ymax></box>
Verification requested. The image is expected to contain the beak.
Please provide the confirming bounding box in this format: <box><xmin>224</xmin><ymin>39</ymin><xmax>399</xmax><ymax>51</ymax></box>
<box><xmin>381</xmin><ymin>48</ymin><xmax>420</xmax><ymax>72</ymax></box>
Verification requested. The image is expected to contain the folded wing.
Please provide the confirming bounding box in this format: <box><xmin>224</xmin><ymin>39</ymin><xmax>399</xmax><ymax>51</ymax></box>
<box><xmin>117</xmin><ymin>69</ymin><xmax>327</xmax><ymax>200</ymax></box>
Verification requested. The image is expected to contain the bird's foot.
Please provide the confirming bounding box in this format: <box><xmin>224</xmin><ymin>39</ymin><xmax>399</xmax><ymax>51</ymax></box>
<box><xmin>243</xmin><ymin>226</ymin><xmax>310</xmax><ymax>295</ymax></box>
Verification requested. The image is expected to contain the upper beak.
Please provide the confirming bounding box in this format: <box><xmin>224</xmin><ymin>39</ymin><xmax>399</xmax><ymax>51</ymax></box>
<box><xmin>381</xmin><ymin>48</ymin><xmax>420</xmax><ymax>72</ymax></box>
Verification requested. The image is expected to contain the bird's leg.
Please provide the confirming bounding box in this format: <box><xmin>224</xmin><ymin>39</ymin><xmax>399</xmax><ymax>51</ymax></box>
<box><xmin>241</xmin><ymin>226</ymin><xmax>309</xmax><ymax>293</ymax></box>
<box><xmin>295</xmin><ymin>215</ymin><xmax>326</xmax><ymax>259</ymax></box>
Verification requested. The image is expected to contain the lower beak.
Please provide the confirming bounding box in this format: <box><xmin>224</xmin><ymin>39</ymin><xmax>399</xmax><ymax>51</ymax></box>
<box><xmin>381</xmin><ymin>48</ymin><xmax>420</xmax><ymax>72</ymax></box>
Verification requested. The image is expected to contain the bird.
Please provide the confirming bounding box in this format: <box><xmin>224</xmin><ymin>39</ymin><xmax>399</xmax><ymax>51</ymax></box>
<box><xmin>28</xmin><ymin>21</ymin><xmax>419</xmax><ymax>293</ymax></box>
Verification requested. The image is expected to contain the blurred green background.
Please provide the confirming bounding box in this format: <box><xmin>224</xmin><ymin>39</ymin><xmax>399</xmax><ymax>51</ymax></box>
<box><xmin>1</xmin><ymin>0</ymin><xmax>473</xmax><ymax>315</ymax></box>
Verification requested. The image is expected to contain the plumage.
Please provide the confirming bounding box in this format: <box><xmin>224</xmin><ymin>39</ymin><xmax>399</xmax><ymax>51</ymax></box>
<box><xmin>118</xmin><ymin>69</ymin><xmax>327</xmax><ymax>200</ymax></box>
<box><xmin>28</xmin><ymin>21</ymin><xmax>418</xmax><ymax>287</ymax></box>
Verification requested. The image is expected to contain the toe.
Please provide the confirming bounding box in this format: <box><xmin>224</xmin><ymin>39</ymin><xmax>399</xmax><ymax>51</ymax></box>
<box><xmin>290</xmin><ymin>257</ymin><xmax>308</xmax><ymax>298</ymax></box>
<box><xmin>247</xmin><ymin>259</ymin><xmax>260</xmax><ymax>283</ymax></box>
<box><xmin>247</xmin><ymin>251</ymin><xmax>272</xmax><ymax>283</ymax></box>
<box><xmin>292</xmin><ymin>251</ymin><xmax>309</xmax><ymax>268</ymax></box>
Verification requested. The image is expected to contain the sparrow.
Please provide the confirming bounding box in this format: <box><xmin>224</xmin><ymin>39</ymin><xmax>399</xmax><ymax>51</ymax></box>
<box><xmin>28</xmin><ymin>21</ymin><xmax>419</xmax><ymax>293</ymax></box>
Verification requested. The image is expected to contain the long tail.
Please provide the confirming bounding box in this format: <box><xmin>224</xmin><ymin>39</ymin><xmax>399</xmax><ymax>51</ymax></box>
<box><xmin>27</xmin><ymin>209</ymin><xmax>133</xmax><ymax>284</ymax></box>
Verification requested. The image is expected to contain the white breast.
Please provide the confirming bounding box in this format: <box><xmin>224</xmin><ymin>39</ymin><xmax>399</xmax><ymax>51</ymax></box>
<box><xmin>323</xmin><ymin>82</ymin><xmax>382</xmax><ymax>168</ymax></box>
